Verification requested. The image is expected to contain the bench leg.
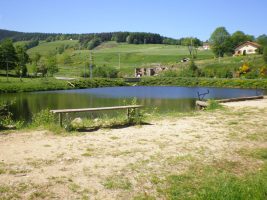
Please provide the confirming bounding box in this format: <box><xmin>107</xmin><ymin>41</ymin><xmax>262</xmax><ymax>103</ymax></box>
<box><xmin>59</xmin><ymin>113</ymin><xmax>63</xmax><ymax>127</ymax></box>
<box><xmin>127</xmin><ymin>108</ymin><xmax>130</xmax><ymax>119</ymax></box>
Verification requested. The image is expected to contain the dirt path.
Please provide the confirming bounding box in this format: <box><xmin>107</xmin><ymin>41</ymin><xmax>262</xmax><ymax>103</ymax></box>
<box><xmin>0</xmin><ymin>103</ymin><xmax>267</xmax><ymax>199</ymax></box>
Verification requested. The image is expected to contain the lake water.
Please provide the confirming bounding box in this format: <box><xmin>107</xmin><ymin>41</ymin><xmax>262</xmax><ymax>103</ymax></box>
<box><xmin>1</xmin><ymin>86</ymin><xmax>265</xmax><ymax>121</ymax></box>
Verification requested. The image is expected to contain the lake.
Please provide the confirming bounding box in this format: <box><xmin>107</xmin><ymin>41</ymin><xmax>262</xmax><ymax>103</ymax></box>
<box><xmin>1</xmin><ymin>86</ymin><xmax>265</xmax><ymax>121</ymax></box>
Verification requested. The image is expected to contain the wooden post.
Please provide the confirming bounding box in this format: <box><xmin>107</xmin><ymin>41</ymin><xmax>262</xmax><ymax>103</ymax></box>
<box><xmin>127</xmin><ymin>108</ymin><xmax>130</xmax><ymax>119</ymax></box>
<box><xmin>59</xmin><ymin>113</ymin><xmax>63</xmax><ymax>127</ymax></box>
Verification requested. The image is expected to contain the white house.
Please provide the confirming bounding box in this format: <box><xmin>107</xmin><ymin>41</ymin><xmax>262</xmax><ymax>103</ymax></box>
<box><xmin>202</xmin><ymin>42</ymin><xmax>210</xmax><ymax>50</ymax></box>
<box><xmin>234</xmin><ymin>41</ymin><xmax>261</xmax><ymax>56</ymax></box>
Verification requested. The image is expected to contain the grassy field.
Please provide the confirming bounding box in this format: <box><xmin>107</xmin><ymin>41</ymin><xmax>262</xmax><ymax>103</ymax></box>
<box><xmin>26</xmin><ymin>41</ymin><xmax>214</xmax><ymax>77</ymax></box>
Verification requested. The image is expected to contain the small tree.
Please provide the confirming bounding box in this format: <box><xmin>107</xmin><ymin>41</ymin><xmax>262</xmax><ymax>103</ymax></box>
<box><xmin>46</xmin><ymin>56</ymin><xmax>58</xmax><ymax>76</ymax></box>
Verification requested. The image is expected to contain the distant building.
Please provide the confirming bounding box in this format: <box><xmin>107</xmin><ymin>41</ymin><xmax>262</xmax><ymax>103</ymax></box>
<box><xmin>202</xmin><ymin>43</ymin><xmax>210</xmax><ymax>50</ymax></box>
<box><xmin>135</xmin><ymin>66</ymin><xmax>168</xmax><ymax>77</ymax></box>
<box><xmin>234</xmin><ymin>41</ymin><xmax>261</xmax><ymax>56</ymax></box>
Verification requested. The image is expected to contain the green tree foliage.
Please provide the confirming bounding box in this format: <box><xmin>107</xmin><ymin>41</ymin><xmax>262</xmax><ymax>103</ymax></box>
<box><xmin>257</xmin><ymin>34</ymin><xmax>267</xmax><ymax>46</ymax></box>
<box><xmin>180</xmin><ymin>37</ymin><xmax>202</xmax><ymax>58</ymax></box>
<box><xmin>88</xmin><ymin>37</ymin><xmax>101</xmax><ymax>50</ymax></box>
<box><xmin>0</xmin><ymin>38</ymin><xmax>18</xmax><ymax>74</ymax></box>
<box><xmin>162</xmin><ymin>38</ymin><xmax>179</xmax><ymax>45</ymax></box>
<box><xmin>231</xmin><ymin>31</ymin><xmax>254</xmax><ymax>48</ymax></box>
<box><xmin>25</xmin><ymin>39</ymin><xmax>39</xmax><ymax>49</ymax></box>
<box><xmin>15</xmin><ymin>45</ymin><xmax>30</xmax><ymax>77</ymax></box>
<box><xmin>126</xmin><ymin>33</ymin><xmax>162</xmax><ymax>44</ymax></box>
<box><xmin>92</xmin><ymin>65</ymin><xmax>118</xmax><ymax>78</ymax></box>
<box><xmin>209</xmin><ymin>27</ymin><xmax>231</xmax><ymax>57</ymax></box>
<box><xmin>46</xmin><ymin>55</ymin><xmax>58</xmax><ymax>76</ymax></box>
<box><xmin>31</xmin><ymin>52</ymin><xmax>41</xmax><ymax>65</ymax></box>
<box><xmin>112</xmin><ymin>32</ymin><xmax>129</xmax><ymax>42</ymax></box>
<box><xmin>263</xmin><ymin>46</ymin><xmax>267</xmax><ymax>64</ymax></box>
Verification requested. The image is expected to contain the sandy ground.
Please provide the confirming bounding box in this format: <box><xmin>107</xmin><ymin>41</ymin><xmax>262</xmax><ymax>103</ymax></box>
<box><xmin>221</xmin><ymin>96</ymin><xmax>267</xmax><ymax>108</ymax></box>
<box><xmin>0</xmin><ymin>99</ymin><xmax>267</xmax><ymax>199</ymax></box>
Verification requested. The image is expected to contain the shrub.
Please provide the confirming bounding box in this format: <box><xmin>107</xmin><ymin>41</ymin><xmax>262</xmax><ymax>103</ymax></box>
<box><xmin>92</xmin><ymin>65</ymin><xmax>118</xmax><ymax>78</ymax></box>
<box><xmin>0</xmin><ymin>101</ymin><xmax>12</xmax><ymax>129</ymax></box>
<box><xmin>206</xmin><ymin>99</ymin><xmax>223</xmax><ymax>110</ymax></box>
<box><xmin>88</xmin><ymin>37</ymin><xmax>101</xmax><ymax>50</ymax></box>
<box><xmin>32</xmin><ymin>109</ymin><xmax>55</xmax><ymax>127</ymax></box>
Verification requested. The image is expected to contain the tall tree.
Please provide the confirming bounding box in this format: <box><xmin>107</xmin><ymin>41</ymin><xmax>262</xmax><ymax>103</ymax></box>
<box><xmin>209</xmin><ymin>27</ymin><xmax>231</xmax><ymax>57</ymax></box>
<box><xmin>231</xmin><ymin>31</ymin><xmax>254</xmax><ymax>48</ymax></box>
<box><xmin>15</xmin><ymin>45</ymin><xmax>29</xmax><ymax>77</ymax></box>
<box><xmin>0</xmin><ymin>38</ymin><xmax>17</xmax><ymax>79</ymax></box>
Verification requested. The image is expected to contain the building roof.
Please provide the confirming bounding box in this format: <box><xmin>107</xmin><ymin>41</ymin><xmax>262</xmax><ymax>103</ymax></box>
<box><xmin>235</xmin><ymin>41</ymin><xmax>261</xmax><ymax>50</ymax></box>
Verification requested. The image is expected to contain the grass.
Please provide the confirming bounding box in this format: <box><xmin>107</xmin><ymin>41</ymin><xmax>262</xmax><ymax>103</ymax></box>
<box><xmin>163</xmin><ymin>162</ymin><xmax>267</xmax><ymax>200</ymax></box>
<box><xmin>26</xmin><ymin>41</ymin><xmax>214</xmax><ymax>76</ymax></box>
<box><xmin>103</xmin><ymin>175</ymin><xmax>132</xmax><ymax>190</ymax></box>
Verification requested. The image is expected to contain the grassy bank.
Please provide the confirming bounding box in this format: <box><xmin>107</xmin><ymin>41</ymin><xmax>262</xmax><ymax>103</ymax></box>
<box><xmin>138</xmin><ymin>77</ymin><xmax>267</xmax><ymax>89</ymax></box>
<box><xmin>0</xmin><ymin>77</ymin><xmax>128</xmax><ymax>93</ymax></box>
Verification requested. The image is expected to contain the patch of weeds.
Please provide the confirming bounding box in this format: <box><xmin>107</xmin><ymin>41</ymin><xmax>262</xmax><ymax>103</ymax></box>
<box><xmin>166</xmin><ymin>154</ymin><xmax>194</xmax><ymax>165</ymax></box>
<box><xmin>43</xmin><ymin>144</ymin><xmax>51</xmax><ymax>147</ymax></box>
<box><xmin>238</xmin><ymin>148</ymin><xmax>267</xmax><ymax>160</ymax></box>
<box><xmin>206</xmin><ymin>99</ymin><xmax>223</xmax><ymax>111</ymax></box>
<box><xmin>26</xmin><ymin>158</ymin><xmax>56</xmax><ymax>168</ymax></box>
<box><xmin>246</xmin><ymin>132</ymin><xmax>267</xmax><ymax>141</ymax></box>
<box><xmin>110</xmin><ymin>136</ymin><xmax>119</xmax><ymax>140</ymax></box>
<box><xmin>227</xmin><ymin>121</ymin><xmax>239</xmax><ymax>125</ymax></box>
<box><xmin>228</xmin><ymin>131</ymin><xmax>239</xmax><ymax>139</ymax></box>
<box><xmin>103</xmin><ymin>175</ymin><xmax>132</xmax><ymax>190</ymax></box>
<box><xmin>29</xmin><ymin>191</ymin><xmax>51</xmax><ymax>200</ymax></box>
<box><xmin>150</xmin><ymin>174</ymin><xmax>163</xmax><ymax>185</ymax></box>
<box><xmin>81</xmin><ymin>148</ymin><xmax>94</xmax><ymax>157</ymax></box>
<box><xmin>133</xmin><ymin>193</ymin><xmax>156</xmax><ymax>200</ymax></box>
<box><xmin>212</xmin><ymin>159</ymin><xmax>241</xmax><ymax>173</ymax></box>
<box><xmin>68</xmin><ymin>183</ymin><xmax>90</xmax><ymax>197</ymax></box>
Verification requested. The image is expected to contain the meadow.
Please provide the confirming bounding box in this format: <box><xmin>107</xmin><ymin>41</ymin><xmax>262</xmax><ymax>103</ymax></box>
<box><xmin>25</xmin><ymin>40</ymin><xmax>214</xmax><ymax>77</ymax></box>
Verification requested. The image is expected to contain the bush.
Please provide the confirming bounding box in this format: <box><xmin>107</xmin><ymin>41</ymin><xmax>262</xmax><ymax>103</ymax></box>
<box><xmin>93</xmin><ymin>65</ymin><xmax>118</xmax><ymax>78</ymax></box>
<box><xmin>88</xmin><ymin>37</ymin><xmax>101</xmax><ymax>50</ymax></box>
<box><xmin>32</xmin><ymin>109</ymin><xmax>55</xmax><ymax>127</ymax></box>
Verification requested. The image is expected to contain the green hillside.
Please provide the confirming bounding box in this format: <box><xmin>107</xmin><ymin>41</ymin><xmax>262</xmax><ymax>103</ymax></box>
<box><xmin>26</xmin><ymin>41</ymin><xmax>213</xmax><ymax>77</ymax></box>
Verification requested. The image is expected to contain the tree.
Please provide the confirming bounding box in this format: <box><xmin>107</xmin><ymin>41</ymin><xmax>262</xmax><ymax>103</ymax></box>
<box><xmin>0</xmin><ymin>39</ymin><xmax>18</xmax><ymax>79</ymax></box>
<box><xmin>46</xmin><ymin>56</ymin><xmax>58</xmax><ymax>76</ymax></box>
<box><xmin>31</xmin><ymin>52</ymin><xmax>41</xmax><ymax>66</ymax></box>
<box><xmin>231</xmin><ymin>31</ymin><xmax>254</xmax><ymax>49</ymax></box>
<box><xmin>209</xmin><ymin>27</ymin><xmax>231</xmax><ymax>57</ymax></box>
<box><xmin>257</xmin><ymin>34</ymin><xmax>267</xmax><ymax>46</ymax></box>
<box><xmin>15</xmin><ymin>45</ymin><xmax>29</xmax><ymax>77</ymax></box>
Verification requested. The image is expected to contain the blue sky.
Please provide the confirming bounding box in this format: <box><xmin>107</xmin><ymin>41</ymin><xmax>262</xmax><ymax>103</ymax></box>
<box><xmin>0</xmin><ymin>0</ymin><xmax>266</xmax><ymax>40</ymax></box>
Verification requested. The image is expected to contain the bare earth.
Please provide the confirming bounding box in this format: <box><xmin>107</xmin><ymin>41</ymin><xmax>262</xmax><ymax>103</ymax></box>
<box><xmin>0</xmin><ymin>99</ymin><xmax>267</xmax><ymax>199</ymax></box>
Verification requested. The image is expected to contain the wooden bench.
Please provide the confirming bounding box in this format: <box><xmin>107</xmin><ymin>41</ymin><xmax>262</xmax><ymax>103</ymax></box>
<box><xmin>50</xmin><ymin>105</ymin><xmax>143</xmax><ymax>126</ymax></box>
